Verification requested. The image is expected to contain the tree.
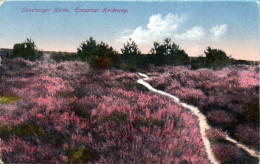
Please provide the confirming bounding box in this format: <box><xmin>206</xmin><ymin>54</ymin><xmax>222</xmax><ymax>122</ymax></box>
<box><xmin>120</xmin><ymin>38</ymin><xmax>142</xmax><ymax>69</ymax></box>
<box><xmin>149</xmin><ymin>38</ymin><xmax>189</xmax><ymax>66</ymax></box>
<box><xmin>191</xmin><ymin>47</ymin><xmax>233</xmax><ymax>70</ymax></box>
<box><xmin>204</xmin><ymin>47</ymin><xmax>232</xmax><ymax>69</ymax></box>
<box><xmin>10</xmin><ymin>38</ymin><xmax>42</xmax><ymax>61</ymax></box>
<box><xmin>121</xmin><ymin>38</ymin><xmax>141</xmax><ymax>56</ymax></box>
<box><xmin>77</xmin><ymin>37</ymin><xmax>97</xmax><ymax>62</ymax></box>
<box><xmin>77</xmin><ymin>37</ymin><xmax>119</xmax><ymax>69</ymax></box>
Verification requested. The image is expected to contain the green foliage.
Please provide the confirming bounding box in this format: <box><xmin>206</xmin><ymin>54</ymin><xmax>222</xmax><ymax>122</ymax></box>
<box><xmin>120</xmin><ymin>38</ymin><xmax>143</xmax><ymax>70</ymax></box>
<box><xmin>0</xmin><ymin>123</ymin><xmax>44</xmax><ymax>140</ymax></box>
<box><xmin>77</xmin><ymin>37</ymin><xmax>97</xmax><ymax>62</ymax></box>
<box><xmin>149</xmin><ymin>38</ymin><xmax>189</xmax><ymax>66</ymax></box>
<box><xmin>0</xmin><ymin>123</ymin><xmax>69</xmax><ymax>146</ymax></box>
<box><xmin>9</xmin><ymin>38</ymin><xmax>43</xmax><ymax>61</ymax></box>
<box><xmin>51</xmin><ymin>52</ymin><xmax>78</xmax><ymax>62</ymax></box>
<box><xmin>191</xmin><ymin>47</ymin><xmax>232</xmax><ymax>69</ymax></box>
<box><xmin>0</xmin><ymin>95</ymin><xmax>21</xmax><ymax>104</ymax></box>
<box><xmin>150</xmin><ymin>38</ymin><xmax>172</xmax><ymax>56</ymax></box>
<box><xmin>0</xmin><ymin>124</ymin><xmax>12</xmax><ymax>139</ymax></box>
<box><xmin>204</xmin><ymin>47</ymin><xmax>232</xmax><ymax>68</ymax></box>
<box><xmin>65</xmin><ymin>147</ymin><xmax>99</xmax><ymax>163</ymax></box>
<box><xmin>77</xmin><ymin>37</ymin><xmax>120</xmax><ymax>69</ymax></box>
<box><xmin>121</xmin><ymin>38</ymin><xmax>141</xmax><ymax>56</ymax></box>
<box><xmin>120</xmin><ymin>64</ymin><xmax>137</xmax><ymax>72</ymax></box>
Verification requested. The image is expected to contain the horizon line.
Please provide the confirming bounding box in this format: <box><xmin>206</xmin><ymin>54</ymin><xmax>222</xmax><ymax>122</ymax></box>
<box><xmin>1</xmin><ymin>47</ymin><xmax>259</xmax><ymax>62</ymax></box>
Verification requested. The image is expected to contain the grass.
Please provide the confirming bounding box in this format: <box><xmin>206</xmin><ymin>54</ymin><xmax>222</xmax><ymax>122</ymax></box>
<box><xmin>0</xmin><ymin>95</ymin><xmax>21</xmax><ymax>104</ymax></box>
<box><xmin>0</xmin><ymin>123</ymin><xmax>70</xmax><ymax>146</ymax></box>
<box><xmin>65</xmin><ymin>147</ymin><xmax>99</xmax><ymax>163</ymax></box>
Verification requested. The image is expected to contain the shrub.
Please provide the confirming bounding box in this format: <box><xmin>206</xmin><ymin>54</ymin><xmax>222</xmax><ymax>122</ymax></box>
<box><xmin>212</xmin><ymin>143</ymin><xmax>242</xmax><ymax>163</ymax></box>
<box><xmin>121</xmin><ymin>38</ymin><xmax>141</xmax><ymax>68</ymax></box>
<box><xmin>9</xmin><ymin>38</ymin><xmax>43</xmax><ymax>61</ymax></box>
<box><xmin>206</xmin><ymin>128</ymin><xmax>227</xmax><ymax>141</ymax></box>
<box><xmin>204</xmin><ymin>47</ymin><xmax>232</xmax><ymax>68</ymax></box>
<box><xmin>191</xmin><ymin>47</ymin><xmax>232</xmax><ymax>69</ymax></box>
<box><xmin>119</xmin><ymin>64</ymin><xmax>137</xmax><ymax>72</ymax></box>
<box><xmin>190</xmin><ymin>56</ymin><xmax>208</xmax><ymax>70</ymax></box>
<box><xmin>207</xmin><ymin>110</ymin><xmax>237</xmax><ymax>128</ymax></box>
<box><xmin>149</xmin><ymin>38</ymin><xmax>189</xmax><ymax>66</ymax></box>
<box><xmin>0</xmin><ymin>123</ymin><xmax>44</xmax><ymax>140</ymax></box>
<box><xmin>0</xmin><ymin>123</ymin><xmax>69</xmax><ymax>146</ymax></box>
<box><xmin>235</xmin><ymin>124</ymin><xmax>259</xmax><ymax>148</ymax></box>
<box><xmin>65</xmin><ymin>147</ymin><xmax>99</xmax><ymax>163</ymax></box>
<box><xmin>77</xmin><ymin>37</ymin><xmax>120</xmax><ymax>69</ymax></box>
<box><xmin>77</xmin><ymin>37</ymin><xmax>97</xmax><ymax>62</ymax></box>
<box><xmin>0</xmin><ymin>95</ymin><xmax>21</xmax><ymax>104</ymax></box>
<box><xmin>51</xmin><ymin>52</ymin><xmax>78</xmax><ymax>62</ymax></box>
<box><xmin>121</xmin><ymin>38</ymin><xmax>141</xmax><ymax>57</ymax></box>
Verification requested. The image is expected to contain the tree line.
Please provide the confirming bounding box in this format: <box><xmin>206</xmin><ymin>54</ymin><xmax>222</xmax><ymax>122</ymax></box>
<box><xmin>5</xmin><ymin>37</ymin><xmax>246</xmax><ymax>70</ymax></box>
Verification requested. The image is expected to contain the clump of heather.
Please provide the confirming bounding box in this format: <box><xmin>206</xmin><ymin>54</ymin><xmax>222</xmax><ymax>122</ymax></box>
<box><xmin>206</xmin><ymin>128</ymin><xmax>227</xmax><ymax>141</ymax></box>
<box><xmin>144</xmin><ymin>65</ymin><xmax>259</xmax><ymax>162</ymax></box>
<box><xmin>0</xmin><ymin>58</ymin><xmax>208</xmax><ymax>163</ymax></box>
<box><xmin>212</xmin><ymin>143</ymin><xmax>242</xmax><ymax>163</ymax></box>
<box><xmin>235</xmin><ymin>124</ymin><xmax>259</xmax><ymax>149</ymax></box>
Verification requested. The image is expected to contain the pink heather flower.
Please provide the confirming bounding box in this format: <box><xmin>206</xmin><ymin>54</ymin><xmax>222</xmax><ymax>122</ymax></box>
<box><xmin>36</xmin><ymin>113</ymin><xmax>44</xmax><ymax>119</ymax></box>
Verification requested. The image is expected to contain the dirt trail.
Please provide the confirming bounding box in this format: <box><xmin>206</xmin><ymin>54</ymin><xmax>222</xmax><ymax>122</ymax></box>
<box><xmin>137</xmin><ymin>72</ymin><xmax>260</xmax><ymax>164</ymax></box>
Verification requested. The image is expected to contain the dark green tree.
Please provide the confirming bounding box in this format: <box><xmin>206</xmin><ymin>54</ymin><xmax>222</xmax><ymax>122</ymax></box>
<box><xmin>77</xmin><ymin>37</ymin><xmax>119</xmax><ymax>69</ymax></box>
<box><xmin>149</xmin><ymin>38</ymin><xmax>189</xmax><ymax>66</ymax></box>
<box><xmin>204</xmin><ymin>47</ymin><xmax>232</xmax><ymax>69</ymax></box>
<box><xmin>77</xmin><ymin>37</ymin><xmax>97</xmax><ymax>62</ymax></box>
<box><xmin>11</xmin><ymin>38</ymin><xmax>42</xmax><ymax>61</ymax></box>
<box><xmin>191</xmin><ymin>47</ymin><xmax>233</xmax><ymax>69</ymax></box>
<box><xmin>121</xmin><ymin>38</ymin><xmax>141</xmax><ymax>56</ymax></box>
<box><xmin>120</xmin><ymin>38</ymin><xmax>142</xmax><ymax>70</ymax></box>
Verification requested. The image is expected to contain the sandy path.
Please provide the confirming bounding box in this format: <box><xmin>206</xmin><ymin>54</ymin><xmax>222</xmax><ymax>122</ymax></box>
<box><xmin>137</xmin><ymin>72</ymin><xmax>260</xmax><ymax>164</ymax></box>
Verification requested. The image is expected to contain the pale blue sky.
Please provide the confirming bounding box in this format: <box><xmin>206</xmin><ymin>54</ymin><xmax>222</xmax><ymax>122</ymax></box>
<box><xmin>0</xmin><ymin>1</ymin><xmax>259</xmax><ymax>60</ymax></box>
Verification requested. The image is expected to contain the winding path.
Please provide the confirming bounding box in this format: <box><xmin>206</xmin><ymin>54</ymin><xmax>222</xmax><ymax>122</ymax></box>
<box><xmin>137</xmin><ymin>72</ymin><xmax>260</xmax><ymax>164</ymax></box>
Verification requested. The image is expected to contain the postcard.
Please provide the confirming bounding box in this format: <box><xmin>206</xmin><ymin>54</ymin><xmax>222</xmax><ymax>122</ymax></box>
<box><xmin>0</xmin><ymin>1</ymin><xmax>259</xmax><ymax>163</ymax></box>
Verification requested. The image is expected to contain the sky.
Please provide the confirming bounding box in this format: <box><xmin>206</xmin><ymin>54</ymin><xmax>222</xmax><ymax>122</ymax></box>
<box><xmin>0</xmin><ymin>1</ymin><xmax>259</xmax><ymax>61</ymax></box>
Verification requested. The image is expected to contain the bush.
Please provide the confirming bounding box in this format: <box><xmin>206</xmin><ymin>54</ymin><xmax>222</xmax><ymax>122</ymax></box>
<box><xmin>77</xmin><ymin>37</ymin><xmax>97</xmax><ymax>62</ymax></box>
<box><xmin>121</xmin><ymin>38</ymin><xmax>141</xmax><ymax>57</ymax></box>
<box><xmin>149</xmin><ymin>38</ymin><xmax>189</xmax><ymax>66</ymax></box>
<box><xmin>212</xmin><ymin>143</ymin><xmax>242</xmax><ymax>163</ymax></box>
<box><xmin>235</xmin><ymin>124</ymin><xmax>259</xmax><ymax>149</ymax></box>
<box><xmin>9</xmin><ymin>38</ymin><xmax>42</xmax><ymax>61</ymax></box>
<box><xmin>0</xmin><ymin>95</ymin><xmax>21</xmax><ymax>104</ymax></box>
<box><xmin>51</xmin><ymin>52</ymin><xmax>78</xmax><ymax>62</ymax></box>
<box><xmin>0</xmin><ymin>123</ymin><xmax>69</xmax><ymax>146</ymax></box>
<box><xmin>77</xmin><ymin>37</ymin><xmax>120</xmax><ymax>69</ymax></box>
<box><xmin>206</xmin><ymin>128</ymin><xmax>227</xmax><ymax>141</ymax></box>
<box><xmin>204</xmin><ymin>47</ymin><xmax>232</xmax><ymax>68</ymax></box>
<box><xmin>208</xmin><ymin>110</ymin><xmax>237</xmax><ymax>127</ymax></box>
<box><xmin>120</xmin><ymin>38</ymin><xmax>141</xmax><ymax>68</ymax></box>
<box><xmin>191</xmin><ymin>47</ymin><xmax>232</xmax><ymax>69</ymax></box>
<box><xmin>65</xmin><ymin>147</ymin><xmax>99</xmax><ymax>163</ymax></box>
